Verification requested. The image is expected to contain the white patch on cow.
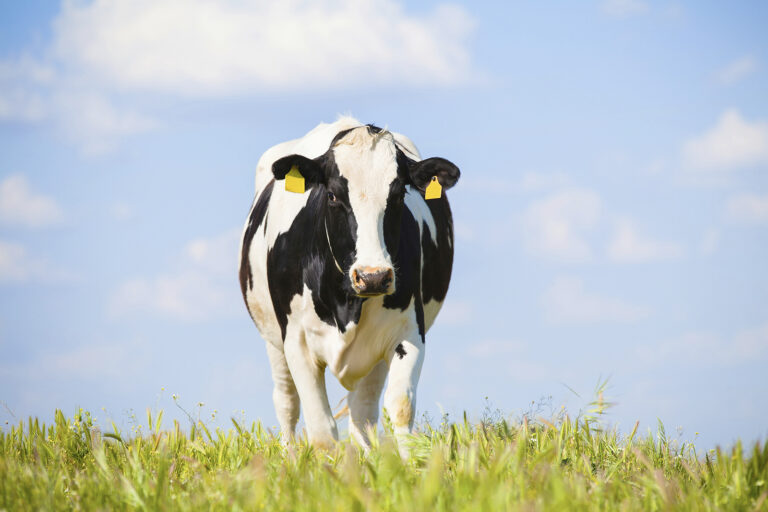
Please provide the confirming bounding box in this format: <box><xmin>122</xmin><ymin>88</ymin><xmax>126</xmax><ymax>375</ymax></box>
<box><xmin>404</xmin><ymin>185</ymin><xmax>438</xmax><ymax>245</ymax></box>
<box><xmin>333</xmin><ymin>127</ymin><xmax>399</xmax><ymax>275</ymax></box>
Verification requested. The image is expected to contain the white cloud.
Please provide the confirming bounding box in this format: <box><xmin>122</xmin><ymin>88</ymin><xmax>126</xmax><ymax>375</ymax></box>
<box><xmin>0</xmin><ymin>240</ymin><xmax>30</xmax><ymax>282</ymax></box>
<box><xmin>0</xmin><ymin>174</ymin><xmax>63</xmax><ymax>227</ymax></box>
<box><xmin>726</xmin><ymin>193</ymin><xmax>768</xmax><ymax>224</ymax></box>
<box><xmin>716</xmin><ymin>56</ymin><xmax>758</xmax><ymax>85</ymax></box>
<box><xmin>607</xmin><ymin>219</ymin><xmax>683</xmax><ymax>262</ymax></box>
<box><xmin>0</xmin><ymin>59</ymin><xmax>157</xmax><ymax>153</ymax></box>
<box><xmin>541</xmin><ymin>276</ymin><xmax>648</xmax><ymax>323</ymax></box>
<box><xmin>0</xmin><ymin>0</ymin><xmax>476</xmax><ymax>152</ymax></box>
<box><xmin>0</xmin><ymin>88</ymin><xmax>47</xmax><ymax>122</ymax></box>
<box><xmin>52</xmin><ymin>0</ymin><xmax>476</xmax><ymax>95</ymax></box>
<box><xmin>522</xmin><ymin>189</ymin><xmax>601</xmax><ymax>262</ymax></box>
<box><xmin>601</xmin><ymin>0</ymin><xmax>648</xmax><ymax>18</ymax></box>
<box><xmin>682</xmin><ymin>109</ymin><xmax>768</xmax><ymax>171</ymax></box>
<box><xmin>53</xmin><ymin>92</ymin><xmax>156</xmax><ymax>155</ymax></box>
<box><xmin>0</xmin><ymin>57</ymin><xmax>53</xmax><ymax>122</ymax></box>
<box><xmin>110</xmin><ymin>228</ymin><xmax>241</xmax><ymax>320</ymax></box>
<box><xmin>0</xmin><ymin>240</ymin><xmax>74</xmax><ymax>283</ymax></box>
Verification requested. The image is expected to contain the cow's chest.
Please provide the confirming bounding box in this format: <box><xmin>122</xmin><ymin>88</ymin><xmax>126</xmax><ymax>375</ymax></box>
<box><xmin>289</xmin><ymin>289</ymin><xmax>414</xmax><ymax>390</ymax></box>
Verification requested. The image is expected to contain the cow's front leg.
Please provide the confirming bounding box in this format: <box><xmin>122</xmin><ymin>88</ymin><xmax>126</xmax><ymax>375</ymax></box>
<box><xmin>383</xmin><ymin>331</ymin><xmax>425</xmax><ymax>459</ymax></box>
<box><xmin>283</xmin><ymin>330</ymin><xmax>338</xmax><ymax>448</ymax></box>
<box><xmin>348</xmin><ymin>360</ymin><xmax>388</xmax><ymax>450</ymax></box>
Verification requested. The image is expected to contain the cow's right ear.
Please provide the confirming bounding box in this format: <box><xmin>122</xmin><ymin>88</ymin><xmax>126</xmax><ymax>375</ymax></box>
<box><xmin>272</xmin><ymin>154</ymin><xmax>325</xmax><ymax>185</ymax></box>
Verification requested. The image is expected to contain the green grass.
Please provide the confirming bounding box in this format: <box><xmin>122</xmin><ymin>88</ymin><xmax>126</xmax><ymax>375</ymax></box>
<box><xmin>1</xmin><ymin>406</ymin><xmax>766</xmax><ymax>511</ymax></box>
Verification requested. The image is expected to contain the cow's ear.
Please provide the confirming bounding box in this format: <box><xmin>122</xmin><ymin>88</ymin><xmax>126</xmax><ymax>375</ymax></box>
<box><xmin>272</xmin><ymin>154</ymin><xmax>325</xmax><ymax>185</ymax></box>
<box><xmin>408</xmin><ymin>157</ymin><xmax>460</xmax><ymax>192</ymax></box>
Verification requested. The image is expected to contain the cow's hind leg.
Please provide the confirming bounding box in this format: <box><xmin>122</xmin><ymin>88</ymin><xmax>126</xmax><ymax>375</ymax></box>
<box><xmin>348</xmin><ymin>360</ymin><xmax>388</xmax><ymax>449</ymax></box>
<box><xmin>283</xmin><ymin>331</ymin><xmax>338</xmax><ymax>448</ymax></box>
<box><xmin>265</xmin><ymin>342</ymin><xmax>300</xmax><ymax>443</ymax></box>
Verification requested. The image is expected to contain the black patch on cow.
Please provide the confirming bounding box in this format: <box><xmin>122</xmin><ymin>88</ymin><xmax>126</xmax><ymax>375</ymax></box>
<box><xmin>239</xmin><ymin>179</ymin><xmax>274</xmax><ymax>304</ymax></box>
<box><xmin>383</xmin><ymin>206</ymin><xmax>425</xmax><ymax>341</ymax></box>
<box><xmin>395</xmin><ymin>343</ymin><xmax>407</xmax><ymax>359</ymax></box>
<box><xmin>421</xmin><ymin>195</ymin><xmax>454</xmax><ymax>305</ymax></box>
<box><xmin>267</xmin><ymin>187</ymin><xmax>324</xmax><ymax>339</ymax></box>
<box><xmin>366</xmin><ymin>124</ymin><xmax>383</xmax><ymax>135</ymax></box>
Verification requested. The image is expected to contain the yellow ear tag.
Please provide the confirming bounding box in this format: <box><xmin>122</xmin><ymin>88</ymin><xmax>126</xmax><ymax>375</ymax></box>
<box><xmin>424</xmin><ymin>176</ymin><xmax>442</xmax><ymax>200</ymax></box>
<box><xmin>285</xmin><ymin>165</ymin><xmax>305</xmax><ymax>194</ymax></box>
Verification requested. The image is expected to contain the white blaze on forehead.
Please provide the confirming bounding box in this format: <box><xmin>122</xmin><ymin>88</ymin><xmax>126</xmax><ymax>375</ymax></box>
<box><xmin>333</xmin><ymin>127</ymin><xmax>399</xmax><ymax>270</ymax></box>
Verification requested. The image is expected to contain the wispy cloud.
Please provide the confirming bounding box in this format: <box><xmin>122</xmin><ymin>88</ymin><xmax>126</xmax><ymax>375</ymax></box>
<box><xmin>0</xmin><ymin>59</ymin><xmax>156</xmax><ymax>154</ymax></box>
<box><xmin>726</xmin><ymin>193</ymin><xmax>768</xmax><ymax>224</ymax></box>
<box><xmin>716</xmin><ymin>55</ymin><xmax>758</xmax><ymax>85</ymax></box>
<box><xmin>0</xmin><ymin>57</ymin><xmax>53</xmax><ymax>122</ymax></box>
<box><xmin>541</xmin><ymin>276</ymin><xmax>648</xmax><ymax>323</ymax></box>
<box><xmin>53</xmin><ymin>92</ymin><xmax>156</xmax><ymax>155</ymax></box>
<box><xmin>607</xmin><ymin>219</ymin><xmax>683</xmax><ymax>263</ymax></box>
<box><xmin>110</xmin><ymin>228</ymin><xmax>241</xmax><ymax>321</ymax></box>
<box><xmin>0</xmin><ymin>240</ymin><xmax>74</xmax><ymax>283</ymax></box>
<box><xmin>1</xmin><ymin>0</ymin><xmax>476</xmax><ymax>153</ymax></box>
<box><xmin>0</xmin><ymin>174</ymin><xmax>64</xmax><ymax>228</ymax></box>
<box><xmin>53</xmin><ymin>0</ymin><xmax>476</xmax><ymax>94</ymax></box>
<box><xmin>522</xmin><ymin>188</ymin><xmax>602</xmax><ymax>262</ymax></box>
<box><xmin>682</xmin><ymin>109</ymin><xmax>768</xmax><ymax>171</ymax></box>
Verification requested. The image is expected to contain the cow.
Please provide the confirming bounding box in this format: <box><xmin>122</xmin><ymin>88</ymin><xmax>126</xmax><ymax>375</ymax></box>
<box><xmin>239</xmin><ymin>117</ymin><xmax>459</xmax><ymax>454</ymax></box>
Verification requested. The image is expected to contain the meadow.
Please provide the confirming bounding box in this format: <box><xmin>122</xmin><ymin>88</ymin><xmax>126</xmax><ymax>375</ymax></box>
<box><xmin>1</xmin><ymin>399</ymin><xmax>766</xmax><ymax>511</ymax></box>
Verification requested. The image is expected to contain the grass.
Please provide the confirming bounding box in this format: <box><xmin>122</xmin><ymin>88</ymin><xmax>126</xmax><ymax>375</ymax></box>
<box><xmin>1</xmin><ymin>403</ymin><xmax>767</xmax><ymax>511</ymax></box>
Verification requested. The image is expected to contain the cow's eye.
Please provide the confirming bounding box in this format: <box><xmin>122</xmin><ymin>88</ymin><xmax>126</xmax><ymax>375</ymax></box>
<box><xmin>327</xmin><ymin>191</ymin><xmax>337</xmax><ymax>202</ymax></box>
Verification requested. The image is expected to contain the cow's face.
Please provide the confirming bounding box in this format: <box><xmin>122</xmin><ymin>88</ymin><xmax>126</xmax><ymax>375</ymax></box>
<box><xmin>272</xmin><ymin>126</ymin><xmax>459</xmax><ymax>297</ymax></box>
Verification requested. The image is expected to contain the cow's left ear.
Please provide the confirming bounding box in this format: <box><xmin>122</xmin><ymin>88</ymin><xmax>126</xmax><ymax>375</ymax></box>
<box><xmin>272</xmin><ymin>154</ymin><xmax>325</xmax><ymax>185</ymax></box>
<box><xmin>408</xmin><ymin>157</ymin><xmax>460</xmax><ymax>193</ymax></box>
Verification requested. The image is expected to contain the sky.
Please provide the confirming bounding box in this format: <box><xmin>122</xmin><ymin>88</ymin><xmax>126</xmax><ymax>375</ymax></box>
<box><xmin>1</xmin><ymin>0</ymin><xmax>767</xmax><ymax>450</ymax></box>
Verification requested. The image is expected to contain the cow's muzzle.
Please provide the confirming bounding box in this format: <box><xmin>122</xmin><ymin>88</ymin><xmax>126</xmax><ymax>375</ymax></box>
<box><xmin>351</xmin><ymin>266</ymin><xmax>395</xmax><ymax>297</ymax></box>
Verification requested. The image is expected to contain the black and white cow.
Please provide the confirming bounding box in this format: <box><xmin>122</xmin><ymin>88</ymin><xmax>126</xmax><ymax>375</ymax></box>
<box><xmin>239</xmin><ymin>117</ymin><xmax>459</xmax><ymax>453</ymax></box>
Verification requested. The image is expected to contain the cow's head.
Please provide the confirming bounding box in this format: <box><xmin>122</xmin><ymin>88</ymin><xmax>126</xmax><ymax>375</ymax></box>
<box><xmin>272</xmin><ymin>125</ymin><xmax>459</xmax><ymax>297</ymax></box>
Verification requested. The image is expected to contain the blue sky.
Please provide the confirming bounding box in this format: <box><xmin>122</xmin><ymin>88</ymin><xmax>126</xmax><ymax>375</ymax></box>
<box><xmin>1</xmin><ymin>0</ymin><xmax>766</xmax><ymax>449</ymax></box>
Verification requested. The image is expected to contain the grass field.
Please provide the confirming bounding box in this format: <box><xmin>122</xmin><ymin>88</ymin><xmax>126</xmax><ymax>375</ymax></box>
<box><xmin>1</xmin><ymin>401</ymin><xmax>766</xmax><ymax>511</ymax></box>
